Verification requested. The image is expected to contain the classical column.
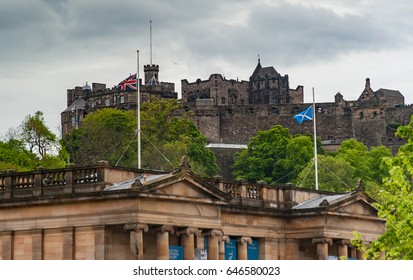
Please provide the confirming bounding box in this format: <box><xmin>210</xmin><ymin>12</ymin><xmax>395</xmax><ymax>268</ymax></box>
<box><xmin>237</xmin><ymin>237</ymin><xmax>252</xmax><ymax>260</ymax></box>
<box><xmin>153</xmin><ymin>225</ymin><xmax>174</xmax><ymax>260</ymax></box>
<box><xmin>62</xmin><ymin>227</ymin><xmax>74</xmax><ymax>260</ymax></box>
<box><xmin>124</xmin><ymin>223</ymin><xmax>149</xmax><ymax>260</ymax></box>
<box><xmin>336</xmin><ymin>239</ymin><xmax>350</xmax><ymax>259</ymax></box>
<box><xmin>312</xmin><ymin>238</ymin><xmax>332</xmax><ymax>260</ymax></box>
<box><xmin>177</xmin><ymin>228</ymin><xmax>200</xmax><ymax>260</ymax></box>
<box><xmin>259</xmin><ymin>238</ymin><xmax>278</xmax><ymax>260</ymax></box>
<box><xmin>205</xmin><ymin>229</ymin><xmax>223</xmax><ymax>260</ymax></box>
<box><xmin>219</xmin><ymin>236</ymin><xmax>230</xmax><ymax>260</ymax></box>
<box><xmin>94</xmin><ymin>226</ymin><xmax>106</xmax><ymax>260</ymax></box>
<box><xmin>1</xmin><ymin>231</ymin><xmax>13</xmax><ymax>260</ymax></box>
<box><xmin>32</xmin><ymin>230</ymin><xmax>43</xmax><ymax>260</ymax></box>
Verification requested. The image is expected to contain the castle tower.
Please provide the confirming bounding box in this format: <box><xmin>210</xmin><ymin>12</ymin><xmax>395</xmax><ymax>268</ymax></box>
<box><xmin>248</xmin><ymin>59</ymin><xmax>290</xmax><ymax>104</ymax></box>
<box><xmin>144</xmin><ymin>20</ymin><xmax>160</xmax><ymax>86</ymax></box>
<box><xmin>144</xmin><ymin>64</ymin><xmax>160</xmax><ymax>85</ymax></box>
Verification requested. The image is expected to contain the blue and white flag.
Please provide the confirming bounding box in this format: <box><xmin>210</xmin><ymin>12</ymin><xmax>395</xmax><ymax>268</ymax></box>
<box><xmin>293</xmin><ymin>106</ymin><xmax>313</xmax><ymax>124</ymax></box>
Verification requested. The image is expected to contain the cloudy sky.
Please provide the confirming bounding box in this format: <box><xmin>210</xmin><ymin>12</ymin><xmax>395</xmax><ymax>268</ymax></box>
<box><xmin>1</xmin><ymin>0</ymin><xmax>413</xmax><ymax>137</ymax></box>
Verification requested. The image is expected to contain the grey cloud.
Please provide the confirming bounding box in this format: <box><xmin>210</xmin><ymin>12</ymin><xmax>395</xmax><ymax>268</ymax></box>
<box><xmin>171</xmin><ymin>2</ymin><xmax>406</xmax><ymax>68</ymax></box>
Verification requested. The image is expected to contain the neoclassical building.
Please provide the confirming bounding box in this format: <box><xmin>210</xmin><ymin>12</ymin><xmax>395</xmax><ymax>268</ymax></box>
<box><xmin>0</xmin><ymin>159</ymin><xmax>385</xmax><ymax>260</ymax></box>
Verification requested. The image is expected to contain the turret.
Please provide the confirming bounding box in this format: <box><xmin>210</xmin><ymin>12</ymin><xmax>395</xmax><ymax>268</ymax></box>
<box><xmin>144</xmin><ymin>64</ymin><xmax>159</xmax><ymax>85</ymax></box>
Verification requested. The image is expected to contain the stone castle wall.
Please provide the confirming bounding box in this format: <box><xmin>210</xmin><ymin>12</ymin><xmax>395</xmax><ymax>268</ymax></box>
<box><xmin>188</xmin><ymin>101</ymin><xmax>405</xmax><ymax>147</ymax></box>
<box><xmin>182</xmin><ymin>74</ymin><xmax>250</xmax><ymax>106</ymax></box>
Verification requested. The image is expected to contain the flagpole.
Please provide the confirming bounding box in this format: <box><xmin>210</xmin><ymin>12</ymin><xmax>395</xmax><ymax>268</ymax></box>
<box><xmin>137</xmin><ymin>50</ymin><xmax>141</xmax><ymax>169</ymax></box>
<box><xmin>312</xmin><ymin>87</ymin><xmax>319</xmax><ymax>190</ymax></box>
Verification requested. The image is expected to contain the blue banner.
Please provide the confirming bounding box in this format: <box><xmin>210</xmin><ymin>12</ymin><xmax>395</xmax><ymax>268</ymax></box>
<box><xmin>225</xmin><ymin>238</ymin><xmax>237</xmax><ymax>260</ymax></box>
<box><xmin>247</xmin><ymin>239</ymin><xmax>259</xmax><ymax>260</ymax></box>
<box><xmin>169</xmin><ymin>246</ymin><xmax>183</xmax><ymax>260</ymax></box>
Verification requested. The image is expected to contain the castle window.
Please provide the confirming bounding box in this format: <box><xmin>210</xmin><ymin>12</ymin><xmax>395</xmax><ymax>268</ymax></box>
<box><xmin>221</xmin><ymin>97</ymin><xmax>226</xmax><ymax>104</ymax></box>
<box><xmin>359</xmin><ymin>112</ymin><xmax>364</xmax><ymax>119</ymax></box>
<box><xmin>120</xmin><ymin>96</ymin><xmax>125</xmax><ymax>104</ymax></box>
<box><xmin>71</xmin><ymin>116</ymin><xmax>76</xmax><ymax>127</ymax></box>
<box><xmin>105</xmin><ymin>98</ymin><xmax>110</xmax><ymax>106</ymax></box>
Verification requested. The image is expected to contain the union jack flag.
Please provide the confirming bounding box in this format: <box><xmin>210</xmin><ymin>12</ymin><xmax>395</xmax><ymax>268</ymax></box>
<box><xmin>117</xmin><ymin>73</ymin><xmax>137</xmax><ymax>91</ymax></box>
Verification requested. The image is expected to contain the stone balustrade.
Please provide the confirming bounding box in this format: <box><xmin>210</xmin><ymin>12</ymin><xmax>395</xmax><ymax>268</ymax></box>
<box><xmin>209</xmin><ymin>177</ymin><xmax>323</xmax><ymax>209</ymax></box>
<box><xmin>0</xmin><ymin>161</ymin><xmax>142</xmax><ymax>200</ymax></box>
<box><xmin>1</xmin><ymin>163</ymin><xmax>323</xmax><ymax>210</ymax></box>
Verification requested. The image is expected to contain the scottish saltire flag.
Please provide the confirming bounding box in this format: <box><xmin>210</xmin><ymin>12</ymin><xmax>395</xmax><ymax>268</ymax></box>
<box><xmin>293</xmin><ymin>106</ymin><xmax>313</xmax><ymax>124</ymax></box>
<box><xmin>117</xmin><ymin>73</ymin><xmax>137</xmax><ymax>91</ymax></box>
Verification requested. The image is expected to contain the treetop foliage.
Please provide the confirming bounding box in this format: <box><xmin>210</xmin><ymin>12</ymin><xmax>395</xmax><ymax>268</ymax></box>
<box><xmin>0</xmin><ymin>111</ymin><xmax>66</xmax><ymax>171</ymax></box>
<box><xmin>359</xmin><ymin>116</ymin><xmax>413</xmax><ymax>259</ymax></box>
<box><xmin>232</xmin><ymin>125</ymin><xmax>314</xmax><ymax>184</ymax></box>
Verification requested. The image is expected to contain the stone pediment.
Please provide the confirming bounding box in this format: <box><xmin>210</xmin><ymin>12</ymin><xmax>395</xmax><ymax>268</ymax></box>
<box><xmin>136</xmin><ymin>172</ymin><xmax>232</xmax><ymax>204</ymax></box>
<box><xmin>327</xmin><ymin>193</ymin><xmax>379</xmax><ymax>217</ymax></box>
<box><xmin>294</xmin><ymin>191</ymin><xmax>379</xmax><ymax>218</ymax></box>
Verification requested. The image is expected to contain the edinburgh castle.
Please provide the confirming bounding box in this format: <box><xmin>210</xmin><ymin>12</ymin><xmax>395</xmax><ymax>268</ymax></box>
<box><xmin>61</xmin><ymin>59</ymin><xmax>413</xmax><ymax>178</ymax></box>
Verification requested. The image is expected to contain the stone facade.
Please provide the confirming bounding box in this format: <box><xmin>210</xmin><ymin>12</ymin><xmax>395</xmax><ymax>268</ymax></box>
<box><xmin>181</xmin><ymin>59</ymin><xmax>303</xmax><ymax>107</ymax></box>
<box><xmin>61</xmin><ymin>64</ymin><xmax>177</xmax><ymax>136</ymax></box>
<box><xmin>0</xmin><ymin>160</ymin><xmax>385</xmax><ymax>260</ymax></box>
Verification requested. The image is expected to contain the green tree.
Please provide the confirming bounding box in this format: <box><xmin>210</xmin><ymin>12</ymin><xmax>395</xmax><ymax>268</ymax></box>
<box><xmin>295</xmin><ymin>155</ymin><xmax>356</xmax><ymax>192</ymax></box>
<box><xmin>360</xmin><ymin>118</ymin><xmax>413</xmax><ymax>259</ymax></box>
<box><xmin>20</xmin><ymin>111</ymin><xmax>57</xmax><ymax>157</ymax></box>
<box><xmin>0</xmin><ymin>111</ymin><xmax>66</xmax><ymax>171</ymax></box>
<box><xmin>232</xmin><ymin>125</ymin><xmax>314</xmax><ymax>183</ymax></box>
<box><xmin>64</xmin><ymin>108</ymin><xmax>137</xmax><ymax>167</ymax></box>
<box><xmin>334</xmin><ymin>139</ymin><xmax>391</xmax><ymax>198</ymax></box>
<box><xmin>0</xmin><ymin>138</ymin><xmax>66</xmax><ymax>172</ymax></box>
<box><xmin>63</xmin><ymin>100</ymin><xmax>218</xmax><ymax>177</ymax></box>
<box><xmin>0</xmin><ymin>139</ymin><xmax>37</xmax><ymax>171</ymax></box>
<box><xmin>335</xmin><ymin>139</ymin><xmax>372</xmax><ymax>180</ymax></box>
<box><xmin>140</xmin><ymin>100</ymin><xmax>218</xmax><ymax>177</ymax></box>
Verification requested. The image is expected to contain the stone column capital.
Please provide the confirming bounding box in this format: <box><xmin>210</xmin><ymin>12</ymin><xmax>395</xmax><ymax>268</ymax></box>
<box><xmin>220</xmin><ymin>235</ymin><xmax>231</xmax><ymax>244</ymax></box>
<box><xmin>177</xmin><ymin>227</ymin><xmax>201</xmax><ymax>237</ymax></box>
<box><xmin>203</xmin><ymin>229</ymin><xmax>223</xmax><ymax>238</ymax></box>
<box><xmin>334</xmin><ymin>239</ymin><xmax>351</xmax><ymax>246</ymax></box>
<box><xmin>312</xmin><ymin>237</ymin><xmax>332</xmax><ymax>246</ymax></box>
<box><xmin>152</xmin><ymin>225</ymin><xmax>175</xmax><ymax>235</ymax></box>
<box><xmin>124</xmin><ymin>223</ymin><xmax>149</xmax><ymax>233</ymax></box>
<box><xmin>237</xmin><ymin>236</ymin><xmax>253</xmax><ymax>245</ymax></box>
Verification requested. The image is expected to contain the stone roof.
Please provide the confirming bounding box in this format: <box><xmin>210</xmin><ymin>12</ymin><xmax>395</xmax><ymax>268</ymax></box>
<box><xmin>104</xmin><ymin>173</ymin><xmax>170</xmax><ymax>191</ymax></box>
<box><xmin>375</xmin><ymin>88</ymin><xmax>403</xmax><ymax>98</ymax></box>
<box><xmin>256</xmin><ymin>66</ymin><xmax>279</xmax><ymax>77</ymax></box>
<box><xmin>251</xmin><ymin>59</ymin><xmax>280</xmax><ymax>79</ymax></box>
<box><xmin>292</xmin><ymin>193</ymin><xmax>349</xmax><ymax>209</ymax></box>
<box><xmin>63</xmin><ymin>97</ymin><xmax>85</xmax><ymax>112</ymax></box>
